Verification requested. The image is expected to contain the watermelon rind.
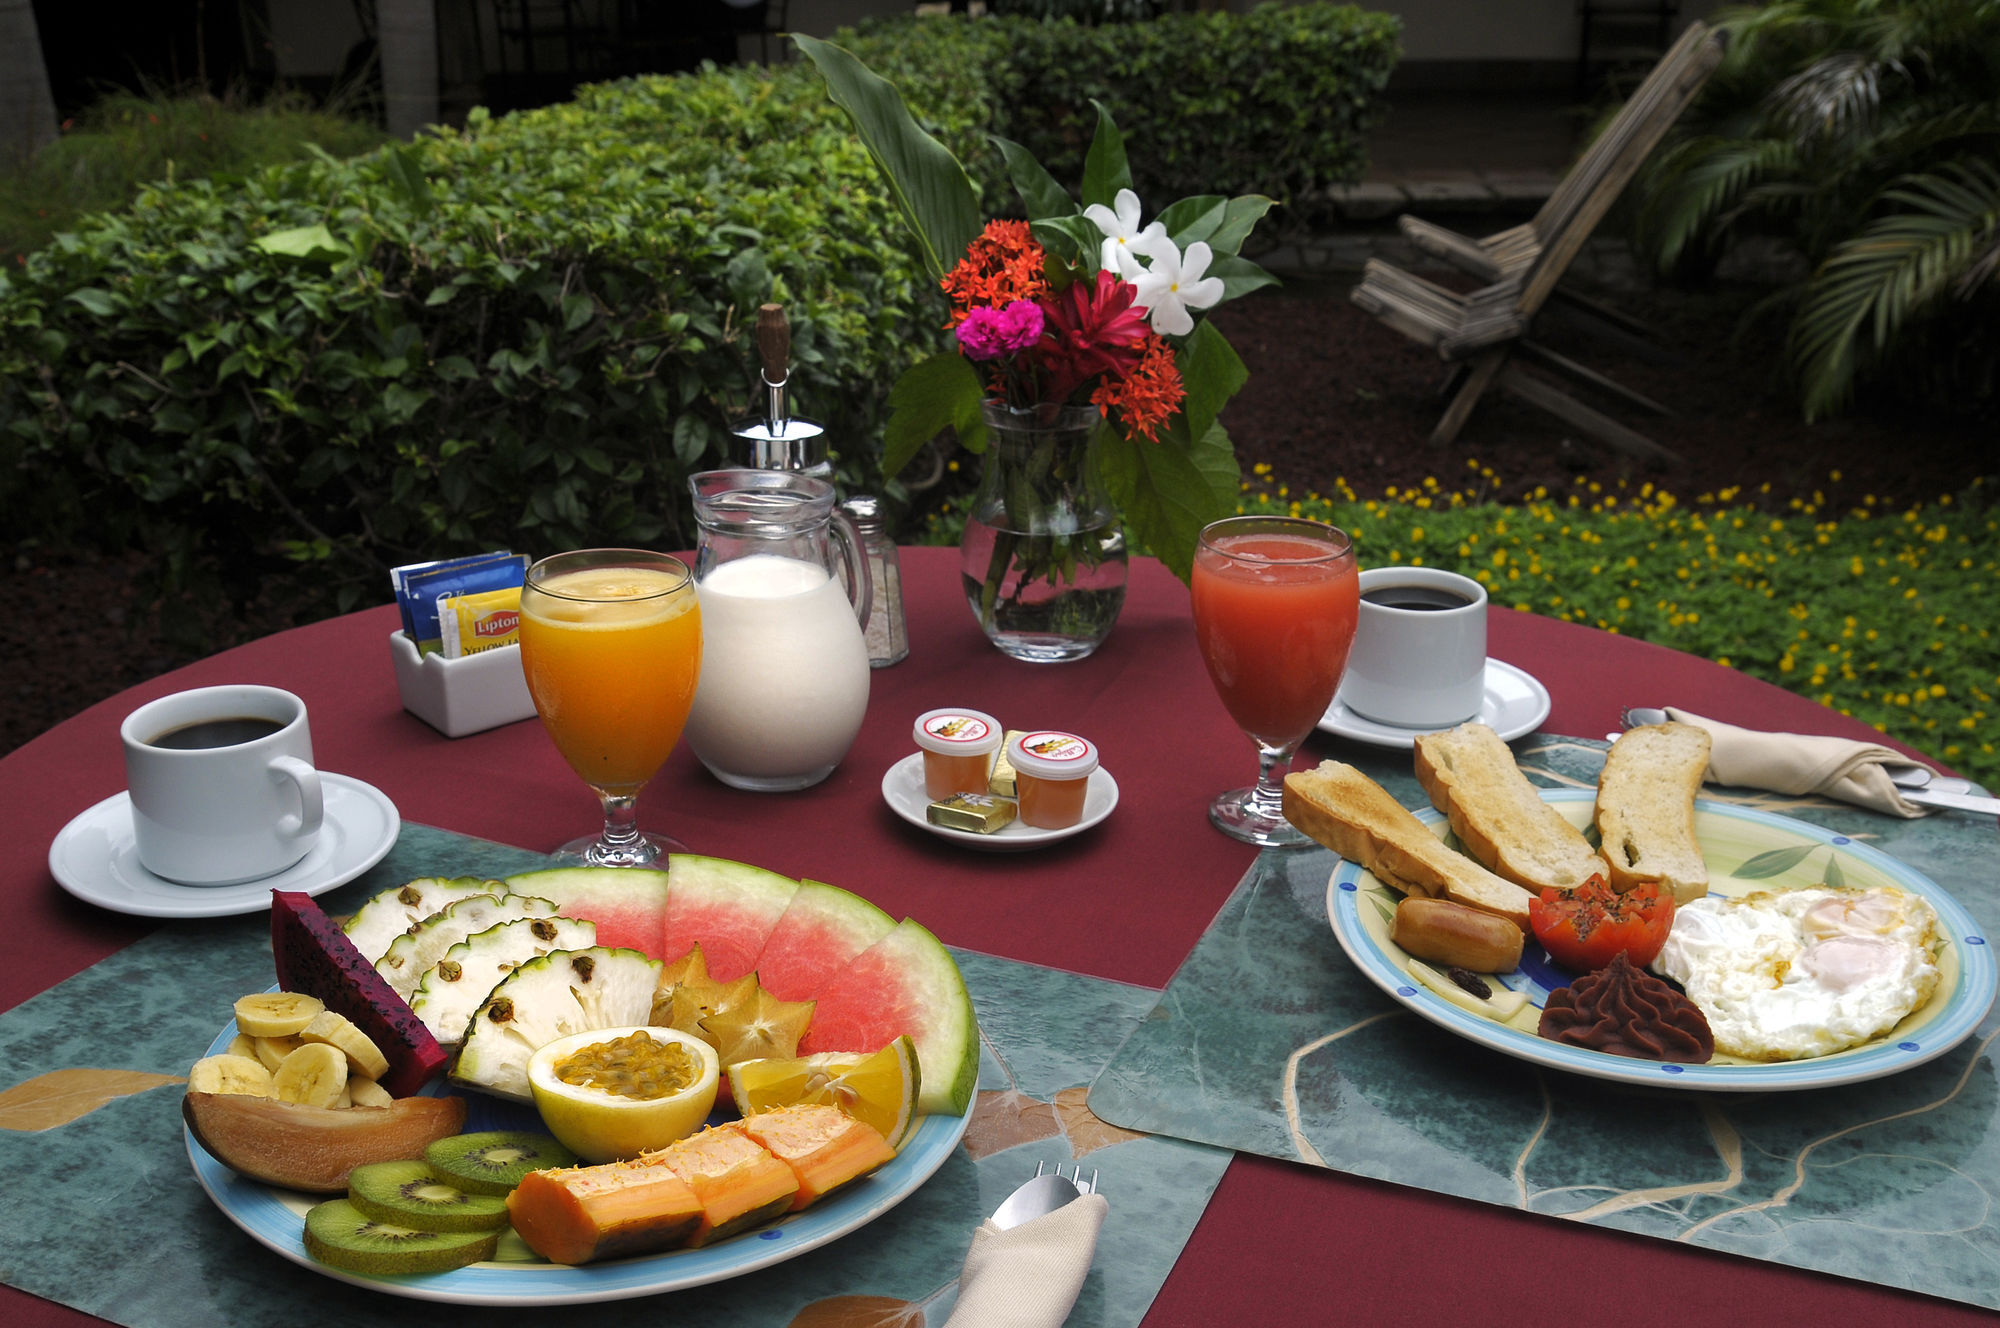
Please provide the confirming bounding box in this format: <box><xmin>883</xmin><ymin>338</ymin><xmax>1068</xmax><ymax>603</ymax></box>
<box><xmin>661</xmin><ymin>856</ymin><xmax>800</xmax><ymax>981</ymax></box>
<box><xmin>750</xmin><ymin>879</ymin><xmax>897</xmax><ymax>1002</ymax></box>
<box><xmin>503</xmin><ymin>867</ymin><xmax>671</xmax><ymax>959</ymax></box>
<box><xmin>800</xmin><ymin>919</ymin><xmax>979</xmax><ymax>1117</ymax></box>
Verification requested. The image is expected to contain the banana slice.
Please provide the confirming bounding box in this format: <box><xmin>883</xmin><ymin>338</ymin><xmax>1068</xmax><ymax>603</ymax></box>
<box><xmin>348</xmin><ymin>1077</ymin><xmax>395</xmax><ymax>1108</ymax></box>
<box><xmin>234</xmin><ymin>992</ymin><xmax>326</xmax><ymax>1037</ymax></box>
<box><xmin>189</xmin><ymin>1054</ymin><xmax>275</xmax><ymax>1097</ymax></box>
<box><xmin>226</xmin><ymin>1033</ymin><xmax>259</xmax><ymax>1061</ymax></box>
<box><xmin>272</xmin><ymin>1042</ymin><xmax>348</xmax><ymax>1108</ymax></box>
<box><xmin>299</xmin><ymin>1010</ymin><xmax>390</xmax><ymax>1081</ymax></box>
<box><xmin>253</xmin><ymin>1034</ymin><xmax>305</xmax><ymax>1072</ymax></box>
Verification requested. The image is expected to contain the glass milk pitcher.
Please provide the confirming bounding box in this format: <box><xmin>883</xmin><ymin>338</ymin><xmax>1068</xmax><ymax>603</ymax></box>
<box><xmin>681</xmin><ymin>470</ymin><xmax>873</xmax><ymax>792</ymax></box>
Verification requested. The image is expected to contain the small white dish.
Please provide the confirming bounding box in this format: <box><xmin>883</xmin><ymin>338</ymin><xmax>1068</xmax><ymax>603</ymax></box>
<box><xmin>48</xmin><ymin>774</ymin><xmax>400</xmax><ymax>918</ymax></box>
<box><xmin>880</xmin><ymin>753</ymin><xmax>1118</xmax><ymax>852</ymax></box>
<box><xmin>1318</xmin><ymin>658</ymin><xmax>1551</xmax><ymax>749</ymax></box>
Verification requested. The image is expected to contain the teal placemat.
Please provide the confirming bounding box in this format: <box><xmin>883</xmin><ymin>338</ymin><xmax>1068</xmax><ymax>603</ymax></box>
<box><xmin>0</xmin><ymin>824</ymin><xmax>1228</xmax><ymax>1327</ymax></box>
<box><xmin>1089</xmin><ymin>737</ymin><xmax>2000</xmax><ymax>1311</ymax></box>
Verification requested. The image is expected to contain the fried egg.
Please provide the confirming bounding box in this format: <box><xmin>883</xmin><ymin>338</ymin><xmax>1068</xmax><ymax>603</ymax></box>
<box><xmin>1651</xmin><ymin>886</ymin><xmax>1941</xmax><ymax>1061</ymax></box>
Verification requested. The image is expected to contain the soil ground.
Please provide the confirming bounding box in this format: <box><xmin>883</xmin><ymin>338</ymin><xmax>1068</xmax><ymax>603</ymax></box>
<box><xmin>6</xmin><ymin>261</ymin><xmax>1994</xmax><ymax>758</ymax></box>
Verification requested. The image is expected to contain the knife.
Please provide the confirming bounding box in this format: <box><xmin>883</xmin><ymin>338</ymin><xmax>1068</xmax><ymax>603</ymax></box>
<box><xmin>1617</xmin><ymin>707</ymin><xmax>2000</xmax><ymax>816</ymax></box>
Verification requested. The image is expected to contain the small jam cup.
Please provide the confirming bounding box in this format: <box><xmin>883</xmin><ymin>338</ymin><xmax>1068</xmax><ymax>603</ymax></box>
<box><xmin>913</xmin><ymin>708</ymin><xmax>1004</xmax><ymax>800</ymax></box>
<box><xmin>1007</xmin><ymin>730</ymin><xmax>1099</xmax><ymax>830</ymax></box>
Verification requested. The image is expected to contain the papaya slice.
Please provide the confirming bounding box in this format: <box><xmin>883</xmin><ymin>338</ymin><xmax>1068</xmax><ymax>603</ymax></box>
<box><xmin>652</xmin><ymin>1124</ymin><xmax>798</xmax><ymax>1246</ymax></box>
<box><xmin>729</xmin><ymin>1103</ymin><xmax>896</xmax><ymax>1212</ymax></box>
<box><xmin>505</xmin><ymin>1158</ymin><xmax>703</xmax><ymax>1266</ymax></box>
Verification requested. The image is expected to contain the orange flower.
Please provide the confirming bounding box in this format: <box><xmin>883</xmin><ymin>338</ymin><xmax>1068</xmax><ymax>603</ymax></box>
<box><xmin>1094</xmin><ymin>334</ymin><xmax>1184</xmax><ymax>443</ymax></box>
<box><xmin>941</xmin><ymin>220</ymin><xmax>1048</xmax><ymax>322</ymax></box>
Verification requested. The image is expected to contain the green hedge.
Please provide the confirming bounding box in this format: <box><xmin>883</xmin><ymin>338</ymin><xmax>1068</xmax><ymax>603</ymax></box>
<box><xmin>0</xmin><ymin>7</ymin><xmax>1395</xmax><ymax>604</ymax></box>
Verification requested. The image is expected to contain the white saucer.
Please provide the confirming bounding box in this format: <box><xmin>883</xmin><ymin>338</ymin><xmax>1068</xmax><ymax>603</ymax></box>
<box><xmin>1317</xmin><ymin>658</ymin><xmax>1552</xmax><ymax>749</ymax></box>
<box><xmin>881</xmin><ymin>752</ymin><xmax>1118</xmax><ymax>852</ymax></box>
<box><xmin>48</xmin><ymin>774</ymin><xmax>401</xmax><ymax>919</ymax></box>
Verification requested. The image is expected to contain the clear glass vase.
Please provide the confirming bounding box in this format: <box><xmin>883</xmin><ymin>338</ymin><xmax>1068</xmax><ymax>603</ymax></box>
<box><xmin>959</xmin><ymin>400</ymin><xmax>1129</xmax><ymax>663</ymax></box>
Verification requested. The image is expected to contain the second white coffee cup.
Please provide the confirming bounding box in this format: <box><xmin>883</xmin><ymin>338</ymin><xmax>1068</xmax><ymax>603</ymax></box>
<box><xmin>1335</xmin><ymin>567</ymin><xmax>1488</xmax><ymax>729</ymax></box>
<box><xmin>120</xmin><ymin>684</ymin><xmax>323</xmax><ymax>885</ymax></box>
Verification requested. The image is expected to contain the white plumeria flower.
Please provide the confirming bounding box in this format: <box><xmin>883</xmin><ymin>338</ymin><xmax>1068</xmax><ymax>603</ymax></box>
<box><xmin>1126</xmin><ymin>237</ymin><xmax>1224</xmax><ymax>338</ymax></box>
<box><xmin>1083</xmin><ymin>188</ymin><xmax>1166</xmax><ymax>276</ymax></box>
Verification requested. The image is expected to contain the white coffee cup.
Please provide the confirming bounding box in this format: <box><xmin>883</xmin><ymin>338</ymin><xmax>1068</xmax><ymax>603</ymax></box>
<box><xmin>120</xmin><ymin>685</ymin><xmax>324</xmax><ymax>885</ymax></box>
<box><xmin>1335</xmin><ymin>568</ymin><xmax>1488</xmax><ymax>729</ymax></box>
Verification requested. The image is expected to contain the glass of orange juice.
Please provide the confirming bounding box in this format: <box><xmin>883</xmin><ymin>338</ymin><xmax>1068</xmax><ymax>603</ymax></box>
<box><xmin>519</xmin><ymin>549</ymin><xmax>702</xmax><ymax>866</ymax></box>
<box><xmin>1191</xmin><ymin>516</ymin><xmax>1359</xmax><ymax>846</ymax></box>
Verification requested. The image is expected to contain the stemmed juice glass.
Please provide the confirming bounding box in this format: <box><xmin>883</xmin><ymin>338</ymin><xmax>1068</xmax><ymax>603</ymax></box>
<box><xmin>518</xmin><ymin>549</ymin><xmax>703</xmax><ymax>866</ymax></box>
<box><xmin>1191</xmin><ymin>516</ymin><xmax>1359</xmax><ymax>846</ymax></box>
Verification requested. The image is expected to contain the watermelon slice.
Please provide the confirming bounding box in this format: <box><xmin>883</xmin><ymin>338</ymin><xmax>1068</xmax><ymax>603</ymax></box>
<box><xmin>749</xmin><ymin>879</ymin><xmax>896</xmax><ymax>1002</ymax></box>
<box><xmin>502</xmin><ymin>867</ymin><xmax>671</xmax><ymax>959</ymax></box>
<box><xmin>797</xmin><ymin>919</ymin><xmax>979</xmax><ymax>1116</ymax></box>
<box><xmin>661</xmin><ymin>857</ymin><xmax>799</xmax><ymax>981</ymax></box>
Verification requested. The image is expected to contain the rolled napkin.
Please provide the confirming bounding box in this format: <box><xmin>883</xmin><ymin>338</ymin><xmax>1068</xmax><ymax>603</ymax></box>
<box><xmin>1664</xmin><ymin>707</ymin><xmax>1936</xmax><ymax>818</ymax></box>
<box><xmin>944</xmin><ymin>1192</ymin><xmax>1109</xmax><ymax>1328</ymax></box>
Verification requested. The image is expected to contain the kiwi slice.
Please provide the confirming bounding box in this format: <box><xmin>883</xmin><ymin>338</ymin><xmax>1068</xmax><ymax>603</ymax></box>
<box><xmin>303</xmin><ymin>1198</ymin><xmax>499</xmax><ymax>1274</ymax></box>
<box><xmin>424</xmin><ymin>1129</ymin><xmax>577</xmax><ymax>1196</ymax></box>
<box><xmin>347</xmin><ymin>1160</ymin><xmax>511</xmax><ymax>1232</ymax></box>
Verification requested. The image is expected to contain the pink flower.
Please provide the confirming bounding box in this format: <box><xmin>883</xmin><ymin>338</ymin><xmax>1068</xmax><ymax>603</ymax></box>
<box><xmin>956</xmin><ymin>300</ymin><xmax>1046</xmax><ymax>361</ymax></box>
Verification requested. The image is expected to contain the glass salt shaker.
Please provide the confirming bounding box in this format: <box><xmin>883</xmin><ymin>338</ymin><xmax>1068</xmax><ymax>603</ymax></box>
<box><xmin>840</xmin><ymin>495</ymin><xmax>908</xmax><ymax>667</ymax></box>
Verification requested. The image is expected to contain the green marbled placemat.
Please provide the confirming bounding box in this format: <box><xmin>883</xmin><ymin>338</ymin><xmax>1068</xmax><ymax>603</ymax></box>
<box><xmin>0</xmin><ymin>823</ymin><xmax>1228</xmax><ymax>1327</ymax></box>
<box><xmin>1089</xmin><ymin>736</ymin><xmax>2000</xmax><ymax>1310</ymax></box>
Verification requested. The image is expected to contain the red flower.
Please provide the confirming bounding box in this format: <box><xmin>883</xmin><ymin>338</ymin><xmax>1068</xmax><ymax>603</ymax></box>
<box><xmin>1036</xmin><ymin>270</ymin><xmax>1150</xmax><ymax>404</ymax></box>
<box><xmin>941</xmin><ymin>219</ymin><xmax>1047</xmax><ymax>322</ymax></box>
<box><xmin>1093</xmin><ymin>333</ymin><xmax>1184</xmax><ymax>443</ymax></box>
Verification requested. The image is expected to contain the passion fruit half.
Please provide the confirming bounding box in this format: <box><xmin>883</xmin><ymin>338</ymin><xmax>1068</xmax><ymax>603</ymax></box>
<box><xmin>526</xmin><ymin>1025</ymin><xmax>719</xmax><ymax>1163</ymax></box>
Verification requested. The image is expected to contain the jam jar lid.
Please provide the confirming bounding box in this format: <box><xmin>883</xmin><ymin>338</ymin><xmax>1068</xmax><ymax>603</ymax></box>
<box><xmin>913</xmin><ymin>708</ymin><xmax>1004</xmax><ymax>757</ymax></box>
<box><xmin>1005</xmin><ymin>730</ymin><xmax>1099</xmax><ymax>781</ymax></box>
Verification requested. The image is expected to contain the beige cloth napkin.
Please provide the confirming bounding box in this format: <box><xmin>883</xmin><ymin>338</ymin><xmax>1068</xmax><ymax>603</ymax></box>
<box><xmin>1665</xmin><ymin>707</ymin><xmax>1936</xmax><ymax>818</ymax></box>
<box><xmin>944</xmin><ymin>1192</ymin><xmax>1108</xmax><ymax>1328</ymax></box>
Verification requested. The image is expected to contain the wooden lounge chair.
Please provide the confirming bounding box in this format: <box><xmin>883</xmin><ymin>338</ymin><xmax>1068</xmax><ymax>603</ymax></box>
<box><xmin>1349</xmin><ymin>21</ymin><xmax>1727</xmax><ymax>461</ymax></box>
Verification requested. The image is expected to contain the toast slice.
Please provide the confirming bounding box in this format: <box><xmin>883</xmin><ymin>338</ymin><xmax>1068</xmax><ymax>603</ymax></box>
<box><xmin>1283</xmin><ymin>760</ymin><xmax>1535</xmax><ymax>930</ymax></box>
<box><xmin>1594</xmin><ymin>722</ymin><xmax>1711</xmax><ymax>903</ymax></box>
<box><xmin>1413</xmin><ymin>722</ymin><xmax>1610</xmax><ymax>895</ymax></box>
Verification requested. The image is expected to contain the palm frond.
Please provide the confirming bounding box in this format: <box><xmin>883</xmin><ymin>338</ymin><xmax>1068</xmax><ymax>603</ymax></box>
<box><xmin>1636</xmin><ymin>137</ymin><xmax>1802</xmax><ymax>270</ymax></box>
<box><xmin>1790</xmin><ymin>160</ymin><xmax>2000</xmax><ymax>418</ymax></box>
<box><xmin>1770</xmin><ymin>50</ymin><xmax>1891</xmax><ymax>147</ymax></box>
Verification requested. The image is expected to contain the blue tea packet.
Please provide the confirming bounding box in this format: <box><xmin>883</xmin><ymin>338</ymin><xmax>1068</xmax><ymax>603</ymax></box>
<box><xmin>393</xmin><ymin>552</ymin><xmax>529</xmax><ymax>655</ymax></box>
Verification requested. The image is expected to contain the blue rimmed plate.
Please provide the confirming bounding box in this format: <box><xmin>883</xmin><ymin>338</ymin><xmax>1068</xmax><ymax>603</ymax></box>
<box><xmin>185</xmin><ymin>1018</ymin><xmax>971</xmax><ymax>1305</ymax></box>
<box><xmin>1325</xmin><ymin>789</ymin><xmax>1998</xmax><ymax>1091</ymax></box>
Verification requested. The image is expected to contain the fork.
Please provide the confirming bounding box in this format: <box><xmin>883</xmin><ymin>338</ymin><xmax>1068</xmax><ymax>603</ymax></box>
<box><xmin>989</xmin><ymin>1161</ymin><xmax>1100</xmax><ymax>1230</ymax></box>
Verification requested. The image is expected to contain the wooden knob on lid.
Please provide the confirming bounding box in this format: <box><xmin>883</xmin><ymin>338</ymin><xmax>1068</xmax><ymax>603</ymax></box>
<box><xmin>757</xmin><ymin>303</ymin><xmax>789</xmax><ymax>384</ymax></box>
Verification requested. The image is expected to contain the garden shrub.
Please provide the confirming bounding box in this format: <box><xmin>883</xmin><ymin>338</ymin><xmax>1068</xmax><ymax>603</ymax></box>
<box><xmin>0</xmin><ymin>6</ymin><xmax>1395</xmax><ymax>605</ymax></box>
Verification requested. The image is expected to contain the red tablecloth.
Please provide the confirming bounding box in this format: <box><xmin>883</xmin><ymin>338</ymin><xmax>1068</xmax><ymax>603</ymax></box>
<box><xmin>0</xmin><ymin>546</ymin><xmax>1978</xmax><ymax>1327</ymax></box>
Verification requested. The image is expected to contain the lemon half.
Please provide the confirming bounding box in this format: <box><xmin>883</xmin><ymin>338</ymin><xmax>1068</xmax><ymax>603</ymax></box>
<box><xmin>526</xmin><ymin>1025</ymin><xmax>719</xmax><ymax>1163</ymax></box>
<box><xmin>727</xmin><ymin>1036</ymin><xmax>920</xmax><ymax>1150</ymax></box>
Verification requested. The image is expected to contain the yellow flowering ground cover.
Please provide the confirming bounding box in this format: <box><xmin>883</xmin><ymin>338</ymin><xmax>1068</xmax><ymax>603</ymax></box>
<box><xmin>1236</xmin><ymin>464</ymin><xmax>1997</xmax><ymax>788</ymax></box>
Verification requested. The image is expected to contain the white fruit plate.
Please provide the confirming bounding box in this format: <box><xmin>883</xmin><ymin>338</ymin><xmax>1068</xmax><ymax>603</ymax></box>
<box><xmin>185</xmin><ymin>1017</ymin><xmax>971</xmax><ymax>1305</ymax></box>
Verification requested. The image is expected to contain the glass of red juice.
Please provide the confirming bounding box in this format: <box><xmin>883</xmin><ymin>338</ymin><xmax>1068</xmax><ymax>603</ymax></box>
<box><xmin>1191</xmin><ymin>516</ymin><xmax>1359</xmax><ymax>845</ymax></box>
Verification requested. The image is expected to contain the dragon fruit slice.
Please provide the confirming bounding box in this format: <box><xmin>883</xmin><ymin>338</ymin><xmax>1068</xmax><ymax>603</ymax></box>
<box><xmin>270</xmin><ymin>890</ymin><xmax>447</xmax><ymax>1097</ymax></box>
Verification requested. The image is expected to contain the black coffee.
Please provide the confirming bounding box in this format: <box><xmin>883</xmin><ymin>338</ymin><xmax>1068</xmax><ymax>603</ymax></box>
<box><xmin>1362</xmin><ymin>585</ymin><xmax>1474</xmax><ymax>612</ymax></box>
<box><xmin>147</xmin><ymin>717</ymin><xmax>285</xmax><ymax>750</ymax></box>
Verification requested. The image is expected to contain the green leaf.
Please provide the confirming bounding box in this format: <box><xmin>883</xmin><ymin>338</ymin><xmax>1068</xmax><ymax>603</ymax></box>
<box><xmin>1734</xmin><ymin>844</ymin><xmax>1817</xmax><ymax>880</ymax></box>
<box><xmin>385</xmin><ymin>146</ymin><xmax>435</xmax><ymax>216</ymax></box>
<box><xmin>1029</xmin><ymin>215</ymin><xmax>1100</xmax><ymax>267</ymax></box>
<box><xmin>1209</xmin><ymin>196</ymin><xmax>1277</xmax><ymax>258</ymax></box>
<box><xmin>1079</xmin><ymin>100</ymin><xmax>1133</xmax><ymax>210</ymax></box>
<box><xmin>1205</xmin><ymin>254</ymin><xmax>1281</xmax><ymax>303</ymax></box>
<box><xmin>1097</xmin><ymin>422</ymin><xmax>1229</xmax><ymax>584</ymax></box>
<box><xmin>883</xmin><ymin>352</ymin><xmax>984</xmax><ymax>479</ymax></box>
<box><xmin>1157</xmin><ymin>196</ymin><xmax>1227</xmax><ymax>248</ymax></box>
<box><xmin>561</xmin><ymin>294</ymin><xmax>595</xmax><ymax>333</ymax></box>
<box><xmin>794</xmin><ymin>34</ymin><xmax>984</xmax><ymax>284</ymax></box>
<box><xmin>66</xmin><ymin>288</ymin><xmax>119</xmax><ymax>317</ymax></box>
<box><xmin>1177</xmin><ymin>320</ymin><xmax>1251</xmax><ymax>445</ymax></box>
<box><xmin>994</xmin><ymin>135</ymin><xmax>1075</xmax><ymax>221</ymax></box>
<box><xmin>252</xmin><ymin>224</ymin><xmax>347</xmax><ymax>263</ymax></box>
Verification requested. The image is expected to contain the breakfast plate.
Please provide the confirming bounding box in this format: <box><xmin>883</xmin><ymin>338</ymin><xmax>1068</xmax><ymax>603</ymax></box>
<box><xmin>1318</xmin><ymin>658</ymin><xmax>1551</xmax><ymax>749</ymax></box>
<box><xmin>880</xmin><ymin>752</ymin><xmax>1119</xmax><ymax>851</ymax></box>
<box><xmin>1326</xmin><ymin>789</ymin><xmax>1998</xmax><ymax>1091</ymax></box>
<box><xmin>185</xmin><ymin>1013</ymin><xmax>973</xmax><ymax>1305</ymax></box>
<box><xmin>48</xmin><ymin>774</ymin><xmax>400</xmax><ymax>919</ymax></box>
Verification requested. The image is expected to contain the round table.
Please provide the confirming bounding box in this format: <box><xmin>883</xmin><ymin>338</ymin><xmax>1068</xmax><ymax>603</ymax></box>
<box><xmin>1</xmin><ymin>546</ymin><xmax>1980</xmax><ymax>1327</ymax></box>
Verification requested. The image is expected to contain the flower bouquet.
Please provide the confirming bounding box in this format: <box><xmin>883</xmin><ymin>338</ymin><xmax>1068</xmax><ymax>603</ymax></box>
<box><xmin>798</xmin><ymin>36</ymin><xmax>1277</xmax><ymax>658</ymax></box>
